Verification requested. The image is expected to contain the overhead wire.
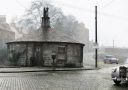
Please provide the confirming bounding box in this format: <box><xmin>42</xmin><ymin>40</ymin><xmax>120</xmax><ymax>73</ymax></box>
<box><xmin>99</xmin><ymin>0</ymin><xmax>116</xmax><ymax>10</ymax></box>
<box><xmin>52</xmin><ymin>0</ymin><xmax>128</xmax><ymax>22</ymax></box>
<box><xmin>15</xmin><ymin>0</ymin><xmax>128</xmax><ymax>22</ymax></box>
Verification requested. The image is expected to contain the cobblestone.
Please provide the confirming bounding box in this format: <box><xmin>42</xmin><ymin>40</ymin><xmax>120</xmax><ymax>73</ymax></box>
<box><xmin>0</xmin><ymin>69</ymin><xmax>126</xmax><ymax>90</ymax></box>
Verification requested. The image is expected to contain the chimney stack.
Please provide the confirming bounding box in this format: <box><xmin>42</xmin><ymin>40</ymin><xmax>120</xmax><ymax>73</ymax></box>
<box><xmin>41</xmin><ymin>7</ymin><xmax>50</xmax><ymax>41</ymax></box>
<box><xmin>41</xmin><ymin>7</ymin><xmax>50</xmax><ymax>28</ymax></box>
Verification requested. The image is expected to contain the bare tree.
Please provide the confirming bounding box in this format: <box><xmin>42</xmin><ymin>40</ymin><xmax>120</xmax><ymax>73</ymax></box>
<box><xmin>16</xmin><ymin>0</ymin><xmax>63</xmax><ymax>30</ymax></box>
<box><xmin>13</xmin><ymin>0</ymin><xmax>89</xmax><ymax>42</ymax></box>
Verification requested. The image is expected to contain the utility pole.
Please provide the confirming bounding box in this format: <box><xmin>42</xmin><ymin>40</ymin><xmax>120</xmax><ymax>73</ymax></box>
<box><xmin>95</xmin><ymin>6</ymin><xmax>98</xmax><ymax>68</ymax></box>
<box><xmin>113</xmin><ymin>40</ymin><xmax>114</xmax><ymax>48</ymax></box>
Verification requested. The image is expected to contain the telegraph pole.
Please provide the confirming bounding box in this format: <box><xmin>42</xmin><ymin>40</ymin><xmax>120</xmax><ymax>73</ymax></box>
<box><xmin>95</xmin><ymin>6</ymin><xmax>98</xmax><ymax>68</ymax></box>
<box><xmin>113</xmin><ymin>40</ymin><xmax>114</xmax><ymax>48</ymax></box>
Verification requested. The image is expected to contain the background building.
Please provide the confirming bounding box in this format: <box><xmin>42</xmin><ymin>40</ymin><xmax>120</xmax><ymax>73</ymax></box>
<box><xmin>0</xmin><ymin>15</ymin><xmax>15</xmax><ymax>48</ymax></box>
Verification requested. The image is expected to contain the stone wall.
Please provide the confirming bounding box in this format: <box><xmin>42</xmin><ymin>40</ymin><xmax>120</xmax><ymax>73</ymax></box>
<box><xmin>7</xmin><ymin>42</ymin><xmax>84</xmax><ymax>67</ymax></box>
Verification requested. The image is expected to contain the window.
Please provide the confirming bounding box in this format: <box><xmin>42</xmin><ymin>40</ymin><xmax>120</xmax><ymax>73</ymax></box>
<box><xmin>58</xmin><ymin>46</ymin><xmax>66</xmax><ymax>54</ymax></box>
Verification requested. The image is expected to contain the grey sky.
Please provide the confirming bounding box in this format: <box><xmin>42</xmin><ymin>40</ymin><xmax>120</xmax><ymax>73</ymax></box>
<box><xmin>0</xmin><ymin>0</ymin><xmax>128</xmax><ymax>47</ymax></box>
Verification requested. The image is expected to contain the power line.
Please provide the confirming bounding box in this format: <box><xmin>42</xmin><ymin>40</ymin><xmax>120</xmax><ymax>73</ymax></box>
<box><xmin>52</xmin><ymin>0</ymin><xmax>94</xmax><ymax>13</ymax></box>
<box><xmin>100</xmin><ymin>0</ymin><xmax>115</xmax><ymax>10</ymax></box>
<box><xmin>53</xmin><ymin>0</ymin><xmax>128</xmax><ymax>22</ymax></box>
<box><xmin>15</xmin><ymin>0</ymin><xmax>128</xmax><ymax>22</ymax></box>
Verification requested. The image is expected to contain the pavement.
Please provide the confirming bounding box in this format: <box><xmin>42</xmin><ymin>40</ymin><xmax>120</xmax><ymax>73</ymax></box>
<box><xmin>0</xmin><ymin>65</ymin><xmax>97</xmax><ymax>73</ymax></box>
<box><xmin>0</xmin><ymin>66</ymin><xmax>115</xmax><ymax>90</ymax></box>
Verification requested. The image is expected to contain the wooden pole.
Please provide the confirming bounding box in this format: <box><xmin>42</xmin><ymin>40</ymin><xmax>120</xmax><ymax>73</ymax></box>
<box><xmin>95</xmin><ymin>6</ymin><xmax>98</xmax><ymax>68</ymax></box>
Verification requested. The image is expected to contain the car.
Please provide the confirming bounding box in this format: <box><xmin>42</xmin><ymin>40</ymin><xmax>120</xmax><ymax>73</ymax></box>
<box><xmin>104</xmin><ymin>55</ymin><xmax>119</xmax><ymax>64</ymax></box>
<box><xmin>111</xmin><ymin>65</ymin><xmax>128</xmax><ymax>85</ymax></box>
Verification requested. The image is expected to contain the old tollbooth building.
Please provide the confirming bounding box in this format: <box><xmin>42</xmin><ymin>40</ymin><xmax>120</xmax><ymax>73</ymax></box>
<box><xmin>6</xmin><ymin>7</ymin><xmax>84</xmax><ymax>67</ymax></box>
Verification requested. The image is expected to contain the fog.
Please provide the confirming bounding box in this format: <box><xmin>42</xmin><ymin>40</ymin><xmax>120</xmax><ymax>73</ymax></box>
<box><xmin>0</xmin><ymin>0</ymin><xmax>128</xmax><ymax>67</ymax></box>
<box><xmin>0</xmin><ymin>0</ymin><xmax>128</xmax><ymax>47</ymax></box>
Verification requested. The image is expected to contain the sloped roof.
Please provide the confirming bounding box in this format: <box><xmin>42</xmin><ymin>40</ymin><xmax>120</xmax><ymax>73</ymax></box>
<box><xmin>46</xmin><ymin>28</ymin><xmax>80</xmax><ymax>43</ymax></box>
<box><xmin>15</xmin><ymin>27</ymin><xmax>81</xmax><ymax>44</ymax></box>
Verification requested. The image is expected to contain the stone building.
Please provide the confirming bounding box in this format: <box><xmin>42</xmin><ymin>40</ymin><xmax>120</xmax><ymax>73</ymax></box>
<box><xmin>6</xmin><ymin>8</ymin><xmax>84</xmax><ymax>67</ymax></box>
<box><xmin>0</xmin><ymin>15</ymin><xmax>15</xmax><ymax>48</ymax></box>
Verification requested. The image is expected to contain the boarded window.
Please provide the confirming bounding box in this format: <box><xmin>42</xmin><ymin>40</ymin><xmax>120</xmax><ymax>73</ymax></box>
<box><xmin>57</xmin><ymin>46</ymin><xmax>66</xmax><ymax>61</ymax></box>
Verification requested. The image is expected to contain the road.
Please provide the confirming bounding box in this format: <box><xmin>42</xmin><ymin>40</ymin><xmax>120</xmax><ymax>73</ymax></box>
<box><xmin>0</xmin><ymin>66</ymin><xmax>127</xmax><ymax>90</ymax></box>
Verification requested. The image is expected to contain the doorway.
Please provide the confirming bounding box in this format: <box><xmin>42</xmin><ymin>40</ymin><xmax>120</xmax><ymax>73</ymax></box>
<box><xmin>34</xmin><ymin>45</ymin><xmax>43</xmax><ymax>66</ymax></box>
<box><xmin>56</xmin><ymin>46</ymin><xmax>67</xmax><ymax>66</ymax></box>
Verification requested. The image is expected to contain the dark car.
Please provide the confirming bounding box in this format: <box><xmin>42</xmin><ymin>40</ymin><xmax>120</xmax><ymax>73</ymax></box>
<box><xmin>111</xmin><ymin>66</ymin><xmax>128</xmax><ymax>85</ymax></box>
<box><xmin>104</xmin><ymin>55</ymin><xmax>119</xmax><ymax>64</ymax></box>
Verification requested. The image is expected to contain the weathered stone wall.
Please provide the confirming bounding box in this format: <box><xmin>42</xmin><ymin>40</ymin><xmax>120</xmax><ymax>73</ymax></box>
<box><xmin>8</xmin><ymin>43</ymin><xmax>26</xmax><ymax>66</ymax></box>
<box><xmin>67</xmin><ymin>44</ymin><xmax>83</xmax><ymax>67</ymax></box>
<box><xmin>43</xmin><ymin>43</ymin><xmax>55</xmax><ymax>66</ymax></box>
<box><xmin>7</xmin><ymin>42</ymin><xmax>84</xmax><ymax>67</ymax></box>
<box><xmin>27</xmin><ymin>44</ymin><xmax>33</xmax><ymax>66</ymax></box>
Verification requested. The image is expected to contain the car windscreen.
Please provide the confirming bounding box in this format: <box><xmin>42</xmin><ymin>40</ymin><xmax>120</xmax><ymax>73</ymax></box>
<box><xmin>106</xmin><ymin>55</ymin><xmax>113</xmax><ymax>58</ymax></box>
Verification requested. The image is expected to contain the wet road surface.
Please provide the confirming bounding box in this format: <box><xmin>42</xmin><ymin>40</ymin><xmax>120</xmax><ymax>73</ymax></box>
<box><xmin>0</xmin><ymin>67</ymin><xmax>127</xmax><ymax>90</ymax></box>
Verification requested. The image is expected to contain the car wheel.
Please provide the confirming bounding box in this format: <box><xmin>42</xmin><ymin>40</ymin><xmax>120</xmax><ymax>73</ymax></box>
<box><xmin>113</xmin><ymin>80</ymin><xmax>121</xmax><ymax>85</ymax></box>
